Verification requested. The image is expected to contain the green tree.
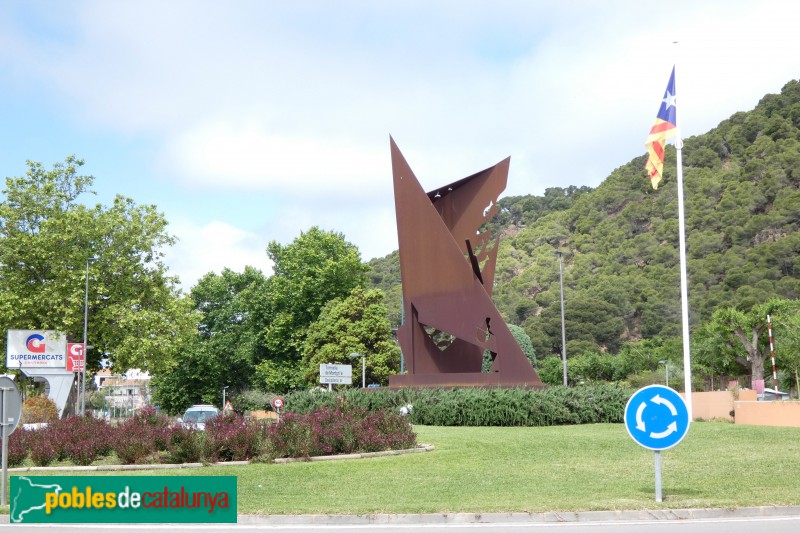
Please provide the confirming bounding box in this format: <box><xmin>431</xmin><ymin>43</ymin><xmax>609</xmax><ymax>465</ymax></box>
<box><xmin>702</xmin><ymin>298</ymin><xmax>800</xmax><ymax>383</ymax></box>
<box><xmin>255</xmin><ymin>227</ymin><xmax>368</xmax><ymax>392</ymax></box>
<box><xmin>482</xmin><ymin>324</ymin><xmax>536</xmax><ymax>372</ymax></box>
<box><xmin>151</xmin><ymin>267</ymin><xmax>268</xmax><ymax>412</ymax></box>
<box><xmin>0</xmin><ymin>157</ymin><xmax>193</xmax><ymax>374</ymax></box>
<box><xmin>301</xmin><ymin>287</ymin><xmax>400</xmax><ymax>386</ymax></box>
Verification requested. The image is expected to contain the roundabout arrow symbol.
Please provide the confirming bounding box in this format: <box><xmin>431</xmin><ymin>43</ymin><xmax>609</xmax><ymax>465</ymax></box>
<box><xmin>650</xmin><ymin>421</ymin><xmax>677</xmax><ymax>439</ymax></box>
<box><xmin>650</xmin><ymin>394</ymin><xmax>677</xmax><ymax>415</ymax></box>
<box><xmin>635</xmin><ymin>402</ymin><xmax>647</xmax><ymax>431</ymax></box>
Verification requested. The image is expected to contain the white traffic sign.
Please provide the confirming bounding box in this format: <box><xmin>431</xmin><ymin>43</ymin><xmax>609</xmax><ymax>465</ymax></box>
<box><xmin>319</xmin><ymin>364</ymin><xmax>352</xmax><ymax>385</ymax></box>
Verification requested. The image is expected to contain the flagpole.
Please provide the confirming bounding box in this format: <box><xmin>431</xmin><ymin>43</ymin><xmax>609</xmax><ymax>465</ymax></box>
<box><xmin>672</xmin><ymin>51</ymin><xmax>693</xmax><ymax>420</ymax></box>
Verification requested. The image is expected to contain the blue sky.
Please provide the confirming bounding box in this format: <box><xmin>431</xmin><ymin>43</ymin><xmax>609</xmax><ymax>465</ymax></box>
<box><xmin>2</xmin><ymin>0</ymin><xmax>800</xmax><ymax>290</ymax></box>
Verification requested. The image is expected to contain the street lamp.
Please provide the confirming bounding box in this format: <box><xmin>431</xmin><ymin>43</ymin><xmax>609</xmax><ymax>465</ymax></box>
<box><xmin>659</xmin><ymin>360</ymin><xmax>669</xmax><ymax>387</ymax></box>
<box><xmin>81</xmin><ymin>255</ymin><xmax>98</xmax><ymax>415</ymax></box>
<box><xmin>554</xmin><ymin>251</ymin><xmax>567</xmax><ymax>386</ymax></box>
<box><xmin>349</xmin><ymin>353</ymin><xmax>366</xmax><ymax>388</ymax></box>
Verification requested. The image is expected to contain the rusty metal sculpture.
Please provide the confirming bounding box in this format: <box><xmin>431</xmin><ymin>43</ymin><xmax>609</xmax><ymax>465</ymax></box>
<box><xmin>389</xmin><ymin>138</ymin><xmax>544</xmax><ymax>388</ymax></box>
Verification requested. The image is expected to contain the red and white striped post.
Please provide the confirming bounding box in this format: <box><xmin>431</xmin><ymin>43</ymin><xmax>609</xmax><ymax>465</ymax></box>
<box><xmin>767</xmin><ymin>314</ymin><xmax>778</xmax><ymax>394</ymax></box>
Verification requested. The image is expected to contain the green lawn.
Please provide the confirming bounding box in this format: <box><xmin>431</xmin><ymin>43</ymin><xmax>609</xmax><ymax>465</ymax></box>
<box><xmin>6</xmin><ymin>422</ymin><xmax>800</xmax><ymax>514</ymax></box>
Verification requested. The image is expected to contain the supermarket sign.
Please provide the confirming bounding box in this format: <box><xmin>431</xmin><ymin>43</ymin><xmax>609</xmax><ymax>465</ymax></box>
<box><xmin>6</xmin><ymin>330</ymin><xmax>67</xmax><ymax>368</ymax></box>
<box><xmin>10</xmin><ymin>475</ymin><xmax>237</xmax><ymax>523</ymax></box>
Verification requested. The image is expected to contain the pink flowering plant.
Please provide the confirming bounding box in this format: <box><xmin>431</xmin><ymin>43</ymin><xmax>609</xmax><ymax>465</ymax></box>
<box><xmin>267</xmin><ymin>406</ymin><xmax>416</xmax><ymax>459</ymax></box>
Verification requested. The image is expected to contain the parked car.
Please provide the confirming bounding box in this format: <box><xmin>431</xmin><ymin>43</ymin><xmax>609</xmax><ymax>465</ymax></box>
<box><xmin>177</xmin><ymin>404</ymin><xmax>219</xmax><ymax>430</ymax></box>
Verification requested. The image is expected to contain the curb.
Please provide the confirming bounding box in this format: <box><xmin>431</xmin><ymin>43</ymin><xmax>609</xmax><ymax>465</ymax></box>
<box><xmin>7</xmin><ymin>444</ymin><xmax>435</xmax><ymax>473</ymax></box>
<box><xmin>2</xmin><ymin>505</ymin><xmax>798</xmax><ymax>525</ymax></box>
<box><xmin>236</xmin><ymin>506</ymin><xmax>800</xmax><ymax>525</ymax></box>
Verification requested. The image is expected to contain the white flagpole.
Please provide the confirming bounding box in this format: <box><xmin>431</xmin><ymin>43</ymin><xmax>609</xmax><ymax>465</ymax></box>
<box><xmin>672</xmin><ymin>46</ymin><xmax>693</xmax><ymax>420</ymax></box>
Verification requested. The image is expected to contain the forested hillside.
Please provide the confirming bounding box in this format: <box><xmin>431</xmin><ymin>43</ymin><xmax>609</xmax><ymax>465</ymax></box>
<box><xmin>370</xmin><ymin>79</ymin><xmax>800</xmax><ymax>363</ymax></box>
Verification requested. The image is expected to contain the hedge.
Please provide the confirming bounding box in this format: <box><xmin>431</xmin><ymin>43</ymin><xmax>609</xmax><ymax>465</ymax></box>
<box><xmin>284</xmin><ymin>384</ymin><xmax>632</xmax><ymax>427</ymax></box>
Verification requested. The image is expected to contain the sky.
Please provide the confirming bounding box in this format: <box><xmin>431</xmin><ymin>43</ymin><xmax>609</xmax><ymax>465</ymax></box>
<box><xmin>2</xmin><ymin>0</ymin><xmax>800</xmax><ymax>291</ymax></box>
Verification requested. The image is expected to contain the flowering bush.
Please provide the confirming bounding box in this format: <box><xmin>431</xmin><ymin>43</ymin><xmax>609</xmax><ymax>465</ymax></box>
<box><xmin>13</xmin><ymin>404</ymin><xmax>416</xmax><ymax>467</ymax></box>
<box><xmin>111</xmin><ymin>421</ymin><xmax>159</xmax><ymax>464</ymax></box>
<box><xmin>21</xmin><ymin>395</ymin><xmax>59</xmax><ymax>424</ymax></box>
<box><xmin>204</xmin><ymin>412</ymin><xmax>262</xmax><ymax>462</ymax></box>
<box><xmin>29</xmin><ymin>436</ymin><xmax>58</xmax><ymax>466</ymax></box>
<box><xmin>38</xmin><ymin>416</ymin><xmax>117</xmax><ymax>466</ymax></box>
<box><xmin>7</xmin><ymin>428</ymin><xmax>30</xmax><ymax>467</ymax></box>
<box><xmin>166</xmin><ymin>426</ymin><xmax>204</xmax><ymax>464</ymax></box>
<box><xmin>267</xmin><ymin>413</ymin><xmax>312</xmax><ymax>458</ymax></box>
<box><xmin>268</xmin><ymin>406</ymin><xmax>416</xmax><ymax>459</ymax></box>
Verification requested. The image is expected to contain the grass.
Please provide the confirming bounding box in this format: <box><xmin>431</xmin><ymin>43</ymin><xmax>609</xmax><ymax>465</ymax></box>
<box><xmin>5</xmin><ymin>421</ymin><xmax>800</xmax><ymax>515</ymax></box>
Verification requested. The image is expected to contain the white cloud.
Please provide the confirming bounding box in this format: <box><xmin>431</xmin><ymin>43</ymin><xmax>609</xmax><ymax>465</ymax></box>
<box><xmin>168</xmin><ymin>122</ymin><xmax>389</xmax><ymax>195</ymax></box>
<box><xmin>4</xmin><ymin>0</ymin><xmax>800</xmax><ymax>289</ymax></box>
<box><xmin>165</xmin><ymin>218</ymin><xmax>274</xmax><ymax>290</ymax></box>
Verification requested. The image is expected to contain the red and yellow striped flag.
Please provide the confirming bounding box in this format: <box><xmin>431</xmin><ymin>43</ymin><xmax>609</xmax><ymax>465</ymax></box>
<box><xmin>645</xmin><ymin>67</ymin><xmax>677</xmax><ymax>190</ymax></box>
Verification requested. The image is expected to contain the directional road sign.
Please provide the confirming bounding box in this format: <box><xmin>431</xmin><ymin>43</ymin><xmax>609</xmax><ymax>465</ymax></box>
<box><xmin>624</xmin><ymin>385</ymin><xmax>689</xmax><ymax>451</ymax></box>
<box><xmin>320</xmin><ymin>364</ymin><xmax>352</xmax><ymax>385</ymax></box>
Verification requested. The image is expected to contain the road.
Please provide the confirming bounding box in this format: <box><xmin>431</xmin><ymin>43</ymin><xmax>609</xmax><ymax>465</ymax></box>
<box><xmin>4</xmin><ymin>515</ymin><xmax>800</xmax><ymax>533</ymax></box>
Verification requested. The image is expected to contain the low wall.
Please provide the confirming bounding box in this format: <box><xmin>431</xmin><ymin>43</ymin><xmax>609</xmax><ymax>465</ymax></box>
<box><xmin>683</xmin><ymin>391</ymin><xmax>734</xmax><ymax>421</ymax></box>
<box><xmin>733</xmin><ymin>400</ymin><xmax>800</xmax><ymax>428</ymax></box>
<box><xmin>678</xmin><ymin>390</ymin><xmax>758</xmax><ymax>422</ymax></box>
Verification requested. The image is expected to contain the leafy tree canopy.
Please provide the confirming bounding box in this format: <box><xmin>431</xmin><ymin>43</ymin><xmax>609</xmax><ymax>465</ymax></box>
<box><xmin>0</xmin><ymin>156</ymin><xmax>193</xmax><ymax>374</ymax></box>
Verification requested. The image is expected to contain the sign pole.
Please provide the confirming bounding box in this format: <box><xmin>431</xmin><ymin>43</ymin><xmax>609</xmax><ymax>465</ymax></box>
<box><xmin>624</xmin><ymin>385</ymin><xmax>690</xmax><ymax>505</ymax></box>
<box><xmin>1</xmin><ymin>386</ymin><xmax>9</xmax><ymax>505</ymax></box>
<box><xmin>654</xmin><ymin>451</ymin><xmax>663</xmax><ymax>502</ymax></box>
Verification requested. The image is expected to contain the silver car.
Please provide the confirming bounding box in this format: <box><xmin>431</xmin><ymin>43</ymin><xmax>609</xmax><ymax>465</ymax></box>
<box><xmin>178</xmin><ymin>404</ymin><xmax>219</xmax><ymax>430</ymax></box>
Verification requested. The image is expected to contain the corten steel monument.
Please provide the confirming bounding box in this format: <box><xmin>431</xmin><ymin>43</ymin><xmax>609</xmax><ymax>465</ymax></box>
<box><xmin>389</xmin><ymin>138</ymin><xmax>544</xmax><ymax>388</ymax></box>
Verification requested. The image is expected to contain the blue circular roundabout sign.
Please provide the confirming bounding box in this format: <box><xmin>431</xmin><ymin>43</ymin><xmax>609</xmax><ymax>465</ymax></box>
<box><xmin>624</xmin><ymin>385</ymin><xmax>690</xmax><ymax>451</ymax></box>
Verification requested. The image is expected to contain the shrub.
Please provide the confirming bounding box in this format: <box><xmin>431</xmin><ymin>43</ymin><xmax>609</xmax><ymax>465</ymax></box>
<box><xmin>204</xmin><ymin>412</ymin><xmax>262</xmax><ymax>462</ymax></box>
<box><xmin>268</xmin><ymin>406</ymin><xmax>416</xmax><ymax>459</ymax></box>
<box><xmin>66</xmin><ymin>417</ymin><xmax>115</xmax><ymax>465</ymax></box>
<box><xmin>284</xmin><ymin>385</ymin><xmax>633</xmax><ymax>427</ymax></box>
<box><xmin>29</xmin><ymin>437</ymin><xmax>58</xmax><ymax>466</ymax></box>
<box><xmin>235</xmin><ymin>389</ymin><xmax>277</xmax><ymax>412</ymax></box>
<box><xmin>112</xmin><ymin>421</ymin><xmax>158</xmax><ymax>464</ymax></box>
<box><xmin>110</xmin><ymin>409</ymin><xmax>172</xmax><ymax>465</ymax></box>
<box><xmin>166</xmin><ymin>426</ymin><xmax>204</xmax><ymax>464</ymax></box>
<box><xmin>267</xmin><ymin>413</ymin><xmax>312</xmax><ymax>458</ymax></box>
<box><xmin>7</xmin><ymin>428</ymin><xmax>30</xmax><ymax>467</ymax></box>
<box><xmin>40</xmin><ymin>416</ymin><xmax>116</xmax><ymax>466</ymax></box>
<box><xmin>21</xmin><ymin>395</ymin><xmax>59</xmax><ymax>424</ymax></box>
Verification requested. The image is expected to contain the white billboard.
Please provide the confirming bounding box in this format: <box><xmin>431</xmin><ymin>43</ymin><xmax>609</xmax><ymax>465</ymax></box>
<box><xmin>6</xmin><ymin>330</ymin><xmax>67</xmax><ymax>368</ymax></box>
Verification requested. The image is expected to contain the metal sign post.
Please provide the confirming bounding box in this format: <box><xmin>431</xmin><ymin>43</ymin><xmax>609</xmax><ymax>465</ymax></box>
<box><xmin>1</xmin><ymin>385</ymin><xmax>8</xmax><ymax>506</ymax></box>
<box><xmin>624</xmin><ymin>385</ymin><xmax>690</xmax><ymax>503</ymax></box>
<box><xmin>272</xmin><ymin>397</ymin><xmax>284</xmax><ymax>422</ymax></box>
<box><xmin>0</xmin><ymin>376</ymin><xmax>23</xmax><ymax>506</ymax></box>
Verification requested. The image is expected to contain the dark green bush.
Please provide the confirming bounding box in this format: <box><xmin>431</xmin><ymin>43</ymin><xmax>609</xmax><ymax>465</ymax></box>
<box><xmin>166</xmin><ymin>426</ymin><xmax>205</xmax><ymax>464</ymax></box>
<box><xmin>285</xmin><ymin>384</ymin><xmax>632</xmax><ymax>426</ymax></box>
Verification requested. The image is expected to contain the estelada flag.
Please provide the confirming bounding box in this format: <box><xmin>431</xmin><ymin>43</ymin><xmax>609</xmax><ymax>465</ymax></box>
<box><xmin>645</xmin><ymin>67</ymin><xmax>677</xmax><ymax>189</ymax></box>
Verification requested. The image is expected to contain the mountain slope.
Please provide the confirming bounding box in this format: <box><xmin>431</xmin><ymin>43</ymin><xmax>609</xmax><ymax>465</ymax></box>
<box><xmin>370</xmin><ymin>79</ymin><xmax>800</xmax><ymax>359</ymax></box>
